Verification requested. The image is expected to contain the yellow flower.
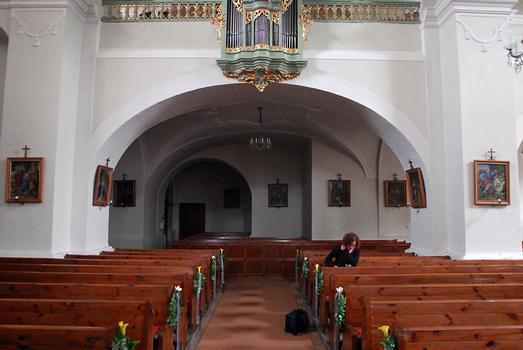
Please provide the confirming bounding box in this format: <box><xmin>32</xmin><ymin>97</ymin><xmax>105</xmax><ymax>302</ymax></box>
<box><xmin>118</xmin><ymin>321</ymin><xmax>129</xmax><ymax>336</ymax></box>
<box><xmin>197</xmin><ymin>266</ymin><xmax>202</xmax><ymax>273</ymax></box>
<box><xmin>315</xmin><ymin>264</ymin><xmax>319</xmax><ymax>272</ymax></box>
<box><xmin>378</xmin><ymin>325</ymin><xmax>390</xmax><ymax>337</ymax></box>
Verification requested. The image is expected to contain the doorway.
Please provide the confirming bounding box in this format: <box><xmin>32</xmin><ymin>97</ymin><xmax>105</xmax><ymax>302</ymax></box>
<box><xmin>179</xmin><ymin>203</ymin><xmax>206</xmax><ymax>239</ymax></box>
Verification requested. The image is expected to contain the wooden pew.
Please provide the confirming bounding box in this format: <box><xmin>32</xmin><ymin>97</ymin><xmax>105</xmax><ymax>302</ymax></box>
<box><xmin>0</xmin><ymin>281</ymin><xmax>186</xmax><ymax>349</ymax></box>
<box><xmin>363</xmin><ymin>299</ymin><xmax>523</xmax><ymax>350</ymax></box>
<box><xmin>0</xmin><ymin>324</ymin><xmax>116</xmax><ymax>350</ymax></box>
<box><xmin>396</xmin><ymin>325</ymin><xmax>523</xmax><ymax>350</ymax></box>
<box><xmin>339</xmin><ymin>283</ymin><xmax>523</xmax><ymax>350</ymax></box>
<box><xmin>0</xmin><ymin>298</ymin><xmax>154</xmax><ymax>350</ymax></box>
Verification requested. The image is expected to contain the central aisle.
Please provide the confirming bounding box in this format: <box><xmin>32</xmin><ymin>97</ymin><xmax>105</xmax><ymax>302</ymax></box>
<box><xmin>196</xmin><ymin>275</ymin><xmax>320</xmax><ymax>350</ymax></box>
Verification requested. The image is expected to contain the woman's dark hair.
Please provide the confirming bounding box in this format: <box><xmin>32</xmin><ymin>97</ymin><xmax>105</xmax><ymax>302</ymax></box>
<box><xmin>342</xmin><ymin>232</ymin><xmax>360</xmax><ymax>249</ymax></box>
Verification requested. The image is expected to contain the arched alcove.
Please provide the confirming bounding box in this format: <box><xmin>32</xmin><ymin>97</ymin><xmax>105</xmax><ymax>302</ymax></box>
<box><xmin>82</xmin><ymin>83</ymin><xmax>426</xmax><ymax>253</ymax></box>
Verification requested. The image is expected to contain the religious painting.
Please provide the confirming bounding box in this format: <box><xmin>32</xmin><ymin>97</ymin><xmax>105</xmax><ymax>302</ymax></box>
<box><xmin>5</xmin><ymin>157</ymin><xmax>44</xmax><ymax>203</ymax></box>
<box><xmin>93</xmin><ymin>165</ymin><xmax>113</xmax><ymax>207</ymax></box>
<box><xmin>474</xmin><ymin>160</ymin><xmax>510</xmax><ymax>206</ymax></box>
<box><xmin>384</xmin><ymin>180</ymin><xmax>407</xmax><ymax>207</ymax></box>
<box><xmin>406</xmin><ymin>167</ymin><xmax>427</xmax><ymax>208</ymax></box>
<box><xmin>113</xmin><ymin>180</ymin><xmax>136</xmax><ymax>207</ymax></box>
<box><xmin>268</xmin><ymin>183</ymin><xmax>288</xmax><ymax>208</ymax></box>
<box><xmin>328</xmin><ymin>179</ymin><xmax>351</xmax><ymax>207</ymax></box>
<box><xmin>224</xmin><ymin>189</ymin><xmax>240</xmax><ymax>209</ymax></box>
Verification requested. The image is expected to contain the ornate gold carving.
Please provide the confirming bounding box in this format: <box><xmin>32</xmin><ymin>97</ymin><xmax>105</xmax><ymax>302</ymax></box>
<box><xmin>300</xmin><ymin>6</ymin><xmax>313</xmax><ymax>42</ymax></box>
<box><xmin>224</xmin><ymin>46</ymin><xmax>299</xmax><ymax>54</ymax></box>
<box><xmin>224</xmin><ymin>68</ymin><xmax>299</xmax><ymax>92</ymax></box>
<box><xmin>210</xmin><ymin>3</ymin><xmax>224</xmax><ymax>43</ymax></box>
<box><xmin>272</xmin><ymin>11</ymin><xmax>279</xmax><ymax>25</ymax></box>
<box><xmin>253</xmin><ymin>9</ymin><xmax>270</xmax><ymax>21</ymax></box>
<box><xmin>232</xmin><ymin>0</ymin><xmax>243</xmax><ymax>13</ymax></box>
<box><xmin>245</xmin><ymin>11</ymin><xmax>253</xmax><ymax>24</ymax></box>
<box><xmin>281</xmin><ymin>0</ymin><xmax>294</xmax><ymax>14</ymax></box>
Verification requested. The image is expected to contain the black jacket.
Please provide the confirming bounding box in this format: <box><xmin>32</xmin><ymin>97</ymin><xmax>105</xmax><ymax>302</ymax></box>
<box><xmin>325</xmin><ymin>246</ymin><xmax>360</xmax><ymax>267</ymax></box>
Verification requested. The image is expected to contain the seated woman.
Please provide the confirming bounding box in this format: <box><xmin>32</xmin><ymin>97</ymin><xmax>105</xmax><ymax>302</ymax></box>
<box><xmin>325</xmin><ymin>232</ymin><xmax>360</xmax><ymax>267</ymax></box>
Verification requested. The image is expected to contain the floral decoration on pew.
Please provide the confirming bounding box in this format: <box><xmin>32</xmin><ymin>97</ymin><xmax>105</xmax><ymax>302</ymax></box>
<box><xmin>111</xmin><ymin>321</ymin><xmax>140</xmax><ymax>350</ymax></box>
<box><xmin>315</xmin><ymin>264</ymin><xmax>324</xmax><ymax>295</ymax></box>
<box><xmin>302</xmin><ymin>257</ymin><xmax>310</xmax><ymax>280</ymax></box>
<box><xmin>295</xmin><ymin>250</ymin><xmax>302</xmax><ymax>274</ymax></box>
<box><xmin>334</xmin><ymin>287</ymin><xmax>346</xmax><ymax>330</ymax></box>
<box><xmin>194</xmin><ymin>266</ymin><xmax>206</xmax><ymax>295</ymax></box>
<box><xmin>217</xmin><ymin>248</ymin><xmax>226</xmax><ymax>272</ymax></box>
<box><xmin>378</xmin><ymin>325</ymin><xmax>396</xmax><ymax>350</ymax></box>
<box><xmin>211</xmin><ymin>256</ymin><xmax>217</xmax><ymax>281</ymax></box>
<box><xmin>167</xmin><ymin>286</ymin><xmax>183</xmax><ymax>332</ymax></box>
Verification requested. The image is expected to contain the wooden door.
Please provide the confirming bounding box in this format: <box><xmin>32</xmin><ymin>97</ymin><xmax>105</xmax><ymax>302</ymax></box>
<box><xmin>179</xmin><ymin>203</ymin><xmax>205</xmax><ymax>239</ymax></box>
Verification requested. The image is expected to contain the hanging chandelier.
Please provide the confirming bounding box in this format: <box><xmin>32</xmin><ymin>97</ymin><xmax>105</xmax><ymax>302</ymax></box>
<box><xmin>249</xmin><ymin>107</ymin><xmax>272</xmax><ymax>151</ymax></box>
<box><xmin>506</xmin><ymin>38</ymin><xmax>522</xmax><ymax>74</ymax></box>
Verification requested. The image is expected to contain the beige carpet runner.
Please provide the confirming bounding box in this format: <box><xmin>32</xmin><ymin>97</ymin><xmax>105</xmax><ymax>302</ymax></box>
<box><xmin>196</xmin><ymin>275</ymin><xmax>320</xmax><ymax>350</ymax></box>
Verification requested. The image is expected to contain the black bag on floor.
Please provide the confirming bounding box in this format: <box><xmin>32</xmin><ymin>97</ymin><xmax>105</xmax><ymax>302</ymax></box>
<box><xmin>285</xmin><ymin>309</ymin><xmax>309</xmax><ymax>335</ymax></box>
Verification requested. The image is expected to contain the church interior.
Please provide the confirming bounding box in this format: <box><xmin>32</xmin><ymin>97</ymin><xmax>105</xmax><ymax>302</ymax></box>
<box><xmin>0</xmin><ymin>0</ymin><xmax>522</xmax><ymax>348</ymax></box>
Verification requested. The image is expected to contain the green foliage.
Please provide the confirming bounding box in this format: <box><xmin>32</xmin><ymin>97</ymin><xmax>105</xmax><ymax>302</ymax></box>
<box><xmin>211</xmin><ymin>256</ymin><xmax>217</xmax><ymax>281</ymax></box>
<box><xmin>302</xmin><ymin>259</ymin><xmax>309</xmax><ymax>280</ymax></box>
<box><xmin>167</xmin><ymin>287</ymin><xmax>182</xmax><ymax>333</ymax></box>
<box><xmin>380</xmin><ymin>334</ymin><xmax>396</xmax><ymax>350</ymax></box>
<box><xmin>334</xmin><ymin>291</ymin><xmax>346</xmax><ymax>330</ymax></box>
<box><xmin>111</xmin><ymin>329</ymin><xmax>139</xmax><ymax>350</ymax></box>
<box><xmin>193</xmin><ymin>269</ymin><xmax>206</xmax><ymax>295</ymax></box>
<box><xmin>315</xmin><ymin>268</ymin><xmax>324</xmax><ymax>295</ymax></box>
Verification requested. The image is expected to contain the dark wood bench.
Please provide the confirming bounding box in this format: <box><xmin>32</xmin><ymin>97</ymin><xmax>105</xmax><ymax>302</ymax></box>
<box><xmin>0</xmin><ymin>324</ymin><xmax>116</xmax><ymax>350</ymax></box>
<box><xmin>0</xmin><ymin>298</ymin><xmax>154</xmax><ymax>350</ymax></box>
<box><xmin>396</xmin><ymin>325</ymin><xmax>523</xmax><ymax>350</ymax></box>
<box><xmin>362</xmin><ymin>299</ymin><xmax>523</xmax><ymax>350</ymax></box>
<box><xmin>339</xmin><ymin>283</ymin><xmax>523</xmax><ymax>350</ymax></box>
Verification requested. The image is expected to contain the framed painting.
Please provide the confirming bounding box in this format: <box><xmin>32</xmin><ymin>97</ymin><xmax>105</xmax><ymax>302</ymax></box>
<box><xmin>268</xmin><ymin>183</ymin><xmax>288</xmax><ymax>207</ymax></box>
<box><xmin>328</xmin><ymin>179</ymin><xmax>351</xmax><ymax>207</ymax></box>
<box><xmin>474</xmin><ymin>160</ymin><xmax>510</xmax><ymax>206</ymax></box>
<box><xmin>406</xmin><ymin>167</ymin><xmax>427</xmax><ymax>208</ymax></box>
<box><xmin>5</xmin><ymin>157</ymin><xmax>44</xmax><ymax>203</ymax></box>
<box><xmin>384</xmin><ymin>180</ymin><xmax>407</xmax><ymax>207</ymax></box>
<box><xmin>93</xmin><ymin>165</ymin><xmax>113</xmax><ymax>207</ymax></box>
<box><xmin>224</xmin><ymin>189</ymin><xmax>240</xmax><ymax>209</ymax></box>
<box><xmin>113</xmin><ymin>180</ymin><xmax>136</xmax><ymax>207</ymax></box>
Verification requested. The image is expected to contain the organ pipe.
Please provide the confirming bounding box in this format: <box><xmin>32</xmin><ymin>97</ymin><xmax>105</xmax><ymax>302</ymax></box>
<box><xmin>226</xmin><ymin>0</ymin><xmax>243</xmax><ymax>48</ymax></box>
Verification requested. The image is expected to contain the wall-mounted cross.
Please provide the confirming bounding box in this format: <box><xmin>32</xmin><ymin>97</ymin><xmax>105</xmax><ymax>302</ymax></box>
<box><xmin>487</xmin><ymin>148</ymin><xmax>496</xmax><ymax>160</ymax></box>
<box><xmin>337</xmin><ymin>173</ymin><xmax>342</xmax><ymax>180</ymax></box>
<box><xmin>22</xmin><ymin>145</ymin><xmax>30</xmax><ymax>158</ymax></box>
<box><xmin>105</xmin><ymin>157</ymin><xmax>111</xmax><ymax>167</ymax></box>
<box><xmin>392</xmin><ymin>173</ymin><xmax>398</xmax><ymax>181</ymax></box>
<box><xmin>408</xmin><ymin>159</ymin><xmax>414</xmax><ymax>169</ymax></box>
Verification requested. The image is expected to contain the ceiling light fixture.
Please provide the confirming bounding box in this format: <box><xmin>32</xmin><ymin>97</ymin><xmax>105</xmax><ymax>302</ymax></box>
<box><xmin>249</xmin><ymin>107</ymin><xmax>272</xmax><ymax>151</ymax></box>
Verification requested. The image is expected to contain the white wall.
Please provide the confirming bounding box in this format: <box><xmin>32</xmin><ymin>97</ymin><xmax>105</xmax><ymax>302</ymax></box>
<box><xmin>378</xmin><ymin>142</ymin><xmax>410</xmax><ymax>240</ymax></box>
<box><xmin>171</xmin><ymin>160</ymin><xmax>252</xmax><ymax>235</ymax></box>
<box><xmin>311</xmin><ymin>140</ymin><xmax>379</xmax><ymax>240</ymax></box>
<box><xmin>109</xmin><ymin>139</ymin><xmax>145</xmax><ymax>248</ymax></box>
<box><xmin>183</xmin><ymin>144</ymin><xmax>305</xmax><ymax>238</ymax></box>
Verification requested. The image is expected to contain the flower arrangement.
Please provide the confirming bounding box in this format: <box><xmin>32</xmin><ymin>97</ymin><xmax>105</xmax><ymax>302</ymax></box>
<box><xmin>193</xmin><ymin>266</ymin><xmax>205</xmax><ymax>295</ymax></box>
<box><xmin>210</xmin><ymin>256</ymin><xmax>217</xmax><ymax>281</ymax></box>
<box><xmin>378</xmin><ymin>325</ymin><xmax>396</xmax><ymax>350</ymax></box>
<box><xmin>217</xmin><ymin>248</ymin><xmax>226</xmax><ymax>272</ymax></box>
<box><xmin>167</xmin><ymin>286</ymin><xmax>183</xmax><ymax>332</ymax></box>
<box><xmin>334</xmin><ymin>287</ymin><xmax>346</xmax><ymax>330</ymax></box>
<box><xmin>302</xmin><ymin>257</ymin><xmax>309</xmax><ymax>280</ymax></box>
<box><xmin>111</xmin><ymin>321</ymin><xmax>139</xmax><ymax>350</ymax></box>
<box><xmin>315</xmin><ymin>264</ymin><xmax>324</xmax><ymax>295</ymax></box>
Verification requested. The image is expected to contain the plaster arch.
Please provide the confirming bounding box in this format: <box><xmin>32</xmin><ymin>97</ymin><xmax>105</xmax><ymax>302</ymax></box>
<box><xmin>154</xmin><ymin>157</ymin><xmax>253</xmax><ymax>241</ymax></box>
<box><xmin>81</xmin><ymin>75</ymin><xmax>431</xmax><ymax>253</ymax></box>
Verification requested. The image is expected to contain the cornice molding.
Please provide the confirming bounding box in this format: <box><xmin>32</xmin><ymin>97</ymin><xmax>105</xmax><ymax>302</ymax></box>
<box><xmin>420</xmin><ymin>0</ymin><xmax>517</xmax><ymax>28</ymax></box>
<box><xmin>0</xmin><ymin>0</ymin><xmax>100</xmax><ymax>21</ymax></box>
